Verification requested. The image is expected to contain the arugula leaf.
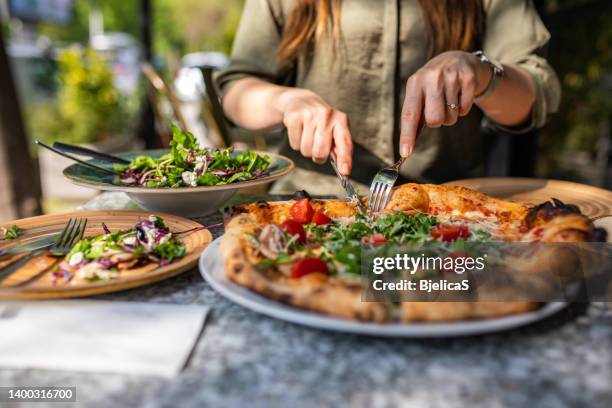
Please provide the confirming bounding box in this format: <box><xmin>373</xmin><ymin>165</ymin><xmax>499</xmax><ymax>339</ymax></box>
<box><xmin>149</xmin><ymin>215</ymin><xmax>167</xmax><ymax>230</ymax></box>
<box><xmin>155</xmin><ymin>241</ymin><xmax>187</xmax><ymax>262</ymax></box>
<box><xmin>374</xmin><ymin>212</ymin><xmax>438</xmax><ymax>243</ymax></box>
<box><xmin>169</xmin><ymin>125</ymin><xmax>198</xmax><ymax>168</ymax></box>
<box><xmin>225</xmin><ymin>171</ymin><xmax>252</xmax><ymax>184</ymax></box>
<box><xmin>332</xmin><ymin>241</ymin><xmax>362</xmax><ymax>274</ymax></box>
<box><xmin>0</xmin><ymin>225</ymin><xmax>20</xmax><ymax>240</ymax></box>
<box><xmin>131</xmin><ymin>156</ymin><xmax>157</xmax><ymax>171</ymax></box>
<box><xmin>196</xmin><ymin>172</ymin><xmax>221</xmax><ymax>186</ymax></box>
<box><xmin>66</xmin><ymin>237</ymin><xmax>93</xmax><ymax>259</ymax></box>
<box><xmin>472</xmin><ymin>229</ymin><xmax>492</xmax><ymax>242</ymax></box>
<box><xmin>258</xmin><ymin>253</ymin><xmax>293</xmax><ymax>267</ymax></box>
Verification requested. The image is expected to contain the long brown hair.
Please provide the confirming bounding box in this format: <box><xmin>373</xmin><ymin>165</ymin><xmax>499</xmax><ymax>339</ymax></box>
<box><xmin>278</xmin><ymin>0</ymin><xmax>485</xmax><ymax>67</ymax></box>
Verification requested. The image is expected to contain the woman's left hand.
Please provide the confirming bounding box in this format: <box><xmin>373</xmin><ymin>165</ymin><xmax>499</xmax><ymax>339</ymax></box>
<box><xmin>399</xmin><ymin>51</ymin><xmax>492</xmax><ymax>157</ymax></box>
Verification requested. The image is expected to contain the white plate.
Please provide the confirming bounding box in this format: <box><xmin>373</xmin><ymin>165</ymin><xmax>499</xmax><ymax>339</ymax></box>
<box><xmin>199</xmin><ymin>238</ymin><xmax>567</xmax><ymax>338</ymax></box>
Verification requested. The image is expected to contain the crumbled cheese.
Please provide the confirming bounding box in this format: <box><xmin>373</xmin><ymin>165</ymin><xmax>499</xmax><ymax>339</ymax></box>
<box><xmin>68</xmin><ymin>252</ymin><xmax>84</xmax><ymax>266</ymax></box>
<box><xmin>159</xmin><ymin>234</ymin><xmax>171</xmax><ymax>245</ymax></box>
<box><xmin>122</xmin><ymin>236</ymin><xmax>137</xmax><ymax>246</ymax></box>
<box><xmin>143</xmin><ymin>227</ymin><xmax>158</xmax><ymax>251</ymax></box>
<box><xmin>194</xmin><ymin>156</ymin><xmax>207</xmax><ymax>175</ymax></box>
<box><xmin>112</xmin><ymin>252</ymin><xmax>134</xmax><ymax>262</ymax></box>
<box><xmin>181</xmin><ymin>171</ymin><xmax>197</xmax><ymax>187</ymax></box>
<box><xmin>76</xmin><ymin>263</ymin><xmax>104</xmax><ymax>279</ymax></box>
<box><xmin>75</xmin><ymin>263</ymin><xmax>119</xmax><ymax>282</ymax></box>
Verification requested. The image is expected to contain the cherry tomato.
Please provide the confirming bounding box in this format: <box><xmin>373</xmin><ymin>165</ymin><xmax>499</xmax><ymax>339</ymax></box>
<box><xmin>290</xmin><ymin>199</ymin><xmax>314</xmax><ymax>224</ymax></box>
<box><xmin>291</xmin><ymin>257</ymin><xmax>329</xmax><ymax>278</ymax></box>
<box><xmin>312</xmin><ymin>211</ymin><xmax>332</xmax><ymax>225</ymax></box>
<box><xmin>280</xmin><ymin>220</ymin><xmax>306</xmax><ymax>243</ymax></box>
<box><xmin>361</xmin><ymin>233</ymin><xmax>387</xmax><ymax>244</ymax></box>
<box><xmin>431</xmin><ymin>224</ymin><xmax>469</xmax><ymax>242</ymax></box>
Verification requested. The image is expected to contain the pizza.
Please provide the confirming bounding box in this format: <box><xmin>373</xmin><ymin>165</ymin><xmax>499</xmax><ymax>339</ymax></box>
<box><xmin>220</xmin><ymin>183</ymin><xmax>607</xmax><ymax>322</ymax></box>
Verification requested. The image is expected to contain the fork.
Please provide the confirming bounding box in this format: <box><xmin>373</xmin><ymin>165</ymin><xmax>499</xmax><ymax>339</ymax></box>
<box><xmin>0</xmin><ymin>218</ymin><xmax>88</xmax><ymax>285</ymax></box>
<box><xmin>368</xmin><ymin>121</ymin><xmax>425</xmax><ymax>214</ymax></box>
<box><xmin>367</xmin><ymin>157</ymin><xmax>407</xmax><ymax>213</ymax></box>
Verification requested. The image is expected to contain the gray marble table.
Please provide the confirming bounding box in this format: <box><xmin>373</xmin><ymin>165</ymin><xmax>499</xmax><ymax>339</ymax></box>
<box><xmin>1</xmin><ymin>192</ymin><xmax>611</xmax><ymax>408</ymax></box>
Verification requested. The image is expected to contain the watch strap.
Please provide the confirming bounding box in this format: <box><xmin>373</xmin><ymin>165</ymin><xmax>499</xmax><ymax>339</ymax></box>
<box><xmin>473</xmin><ymin>51</ymin><xmax>504</xmax><ymax>102</ymax></box>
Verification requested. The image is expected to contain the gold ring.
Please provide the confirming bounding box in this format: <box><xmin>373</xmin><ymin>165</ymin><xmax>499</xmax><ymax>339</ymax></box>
<box><xmin>447</xmin><ymin>103</ymin><xmax>458</xmax><ymax>111</ymax></box>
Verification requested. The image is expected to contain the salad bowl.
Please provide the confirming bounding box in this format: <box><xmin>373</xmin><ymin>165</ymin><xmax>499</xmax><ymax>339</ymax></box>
<box><xmin>63</xmin><ymin>149</ymin><xmax>294</xmax><ymax>216</ymax></box>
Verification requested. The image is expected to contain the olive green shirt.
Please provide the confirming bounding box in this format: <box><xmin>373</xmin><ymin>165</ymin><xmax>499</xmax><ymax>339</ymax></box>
<box><xmin>216</xmin><ymin>0</ymin><xmax>561</xmax><ymax>194</ymax></box>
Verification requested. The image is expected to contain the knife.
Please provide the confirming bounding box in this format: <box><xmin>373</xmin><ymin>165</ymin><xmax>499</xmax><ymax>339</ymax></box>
<box><xmin>329</xmin><ymin>153</ymin><xmax>367</xmax><ymax>214</ymax></box>
<box><xmin>0</xmin><ymin>234</ymin><xmax>58</xmax><ymax>258</ymax></box>
<box><xmin>53</xmin><ymin>142</ymin><xmax>130</xmax><ymax>165</ymax></box>
<box><xmin>35</xmin><ymin>140</ymin><xmax>118</xmax><ymax>175</ymax></box>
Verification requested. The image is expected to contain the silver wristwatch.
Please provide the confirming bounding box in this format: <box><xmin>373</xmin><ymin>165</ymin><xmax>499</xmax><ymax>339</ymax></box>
<box><xmin>472</xmin><ymin>51</ymin><xmax>504</xmax><ymax>102</ymax></box>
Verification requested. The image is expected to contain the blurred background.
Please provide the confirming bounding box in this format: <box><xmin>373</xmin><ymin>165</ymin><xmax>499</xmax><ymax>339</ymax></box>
<box><xmin>0</xmin><ymin>0</ymin><xmax>610</xmax><ymax>222</ymax></box>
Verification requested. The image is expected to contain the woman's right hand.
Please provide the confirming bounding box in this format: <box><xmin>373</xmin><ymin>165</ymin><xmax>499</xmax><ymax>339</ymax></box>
<box><xmin>276</xmin><ymin>88</ymin><xmax>353</xmax><ymax>176</ymax></box>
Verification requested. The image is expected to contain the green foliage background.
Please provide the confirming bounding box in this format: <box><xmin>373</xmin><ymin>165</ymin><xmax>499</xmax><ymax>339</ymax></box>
<box><xmin>538</xmin><ymin>1</ymin><xmax>612</xmax><ymax>176</ymax></box>
<box><xmin>27</xmin><ymin>47</ymin><xmax>133</xmax><ymax>145</ymax></box>
<box><xmin>29</xmin><ymin>0</ymin><xmax>245</xmax><ymax>145</ymax></box>
<box><xmin>22</xmin><ymin>0</ymin><xmax>612</xmax><ymax>181</ymax></box>
<box><xmin>37</xmin><ymin>0</ymin><xmax>244</xmax><ymax>57</ymax></box>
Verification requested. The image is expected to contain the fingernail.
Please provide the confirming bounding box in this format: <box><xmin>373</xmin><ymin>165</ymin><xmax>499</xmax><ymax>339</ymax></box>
<box><xmin>401</xmin><ymin>144</ymin><xmax>413</xmax><ymax>157</ymax></box>
<box><xmin>340</xmin><ymin>162</ymin><xmax>351</xmax><ymax>175</ymax></box>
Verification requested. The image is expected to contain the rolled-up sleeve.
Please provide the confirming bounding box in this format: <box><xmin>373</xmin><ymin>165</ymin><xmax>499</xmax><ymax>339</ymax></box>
<box><xmin>483</xmin><ymin>0</ymin><xmax>561</xmax><ymax>131</ymax></box>
<box><xmin>214</xmin><ymin>0</ymin><xmax>286</xmax><ymax>96</ymax></box>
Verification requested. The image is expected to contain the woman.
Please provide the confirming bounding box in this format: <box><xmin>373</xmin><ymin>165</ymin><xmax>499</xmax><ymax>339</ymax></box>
<box><xmin>216</xmin><ymin>0</ymin><xmax>560</xmax><ymax>194</ymax></box>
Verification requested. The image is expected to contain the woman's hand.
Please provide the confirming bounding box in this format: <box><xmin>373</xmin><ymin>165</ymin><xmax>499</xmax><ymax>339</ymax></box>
<box><xmin>399</xmin><ymin>51</ymin><xmax>492</xmax><ymax>157</ymax></box>
<box><xmin>276</xmin><ymin>88</ymin><xmax>353</xmax><ymax>175</ymax></box>
<box><xmin>222</xmin><ymin>78</ymin><xmax>353</xmax><ymax>174</ymax></box>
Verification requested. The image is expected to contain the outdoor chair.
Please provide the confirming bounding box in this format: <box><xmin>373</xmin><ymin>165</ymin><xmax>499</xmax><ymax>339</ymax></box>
<box><xmin>200</xmin><ymin>66</ymin><xmax>282</xmax><ymax>152</ymax></box>
<box><xmin>141</xmin><ymin>62</ymin><xmax>189</xmax><ymax>146</ymax></box>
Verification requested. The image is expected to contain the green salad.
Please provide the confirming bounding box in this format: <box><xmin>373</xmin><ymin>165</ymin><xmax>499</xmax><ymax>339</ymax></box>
<box><xmin>115</xmin><ymin>126</ymin><xmax>271</xmax><ymax>188</ymax></box>
<box><xmin>55</xmin><ymin>215</ymin><xmax>186</xmax><ymax>284</ymax></box>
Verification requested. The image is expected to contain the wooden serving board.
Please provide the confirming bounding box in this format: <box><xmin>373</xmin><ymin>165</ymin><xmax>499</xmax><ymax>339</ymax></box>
<box><xmin>445</xmin><ymin>178</ymin><xmax>612</xmax><ymax>219</ymax></box>
<box><xmin>0</xmin><ymin>211</ymin><xmax>212</xmax><ymax>300</ymax></box>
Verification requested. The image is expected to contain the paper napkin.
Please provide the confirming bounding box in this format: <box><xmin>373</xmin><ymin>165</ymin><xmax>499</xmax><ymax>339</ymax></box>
<box><xmin>0</xmin><ymin>300</ymin><xmax>209</xmax><ymax>378</ymax></box>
